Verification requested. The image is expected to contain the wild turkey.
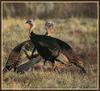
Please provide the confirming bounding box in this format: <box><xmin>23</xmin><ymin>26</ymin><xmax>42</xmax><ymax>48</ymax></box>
<box><xmin>26</xmin><ymin>19</ymin><xmax>86</xmax><ymax>73</ymax></box>
<box><xmin>29</xmin><ymin>32</ymin><xmax>86</xmax><ymax>74</ymax></box>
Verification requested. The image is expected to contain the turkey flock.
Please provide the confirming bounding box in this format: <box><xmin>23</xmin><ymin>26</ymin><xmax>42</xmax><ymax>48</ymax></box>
<box><xmin>3</xmin><ymin>19</ymin><xmax>86</xmax><ymax>75</ymax></box>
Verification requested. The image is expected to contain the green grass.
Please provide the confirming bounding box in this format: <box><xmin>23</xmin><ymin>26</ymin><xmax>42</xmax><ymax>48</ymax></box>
<box><xmin>2</xmin><ymin>17</ymin><xmax>98</xmax><ymax>89</ymax></box>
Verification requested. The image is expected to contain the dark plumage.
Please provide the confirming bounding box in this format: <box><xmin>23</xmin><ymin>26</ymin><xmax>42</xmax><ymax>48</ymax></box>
<box><xmin>3</xmin><ymin>30</ymin><xmax>86</xmax><ymax>74</ymax></box>
<box><xmin>30</xmin><ymin>32</ymin><xmax>86</xmax><ymax>73</ymax></box>
<box><xmin>3</xmin><ymin>40</ymin><xmax>34</xmax><ymax>73</ymax></box>
<box><xmin>30</xmin><ymin>32</ymin><xmax>63</xmax><ymax>63</ymax></box>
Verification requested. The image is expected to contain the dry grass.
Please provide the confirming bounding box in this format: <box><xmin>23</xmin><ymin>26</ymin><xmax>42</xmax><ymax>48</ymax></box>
<box><xmin>2</xmin><ymin>17</ymin><xmax>98</xmax><ymax>90</ymax></box>
<box><xmin>2</xmin><ymin>70</ymin><xmax>97</xmax><ymax>89</ymax></box>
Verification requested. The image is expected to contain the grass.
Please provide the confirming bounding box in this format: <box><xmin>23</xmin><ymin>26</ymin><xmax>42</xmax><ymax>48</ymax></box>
<box><xmin>2</xmin><ymin>70</ymin><xmax>97</xmax><ymax>89</ymax></box>
<box><xmin>2</xmin><ymin>17</ymin><xmax>98</xmax><ymax>90</ymax></box>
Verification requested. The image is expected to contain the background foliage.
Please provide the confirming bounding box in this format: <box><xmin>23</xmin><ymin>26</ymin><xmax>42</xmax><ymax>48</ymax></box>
<box><xmin>3</xmin><ymin>3</ymin><xmax>97</xmax><ymax>19</ymax></box>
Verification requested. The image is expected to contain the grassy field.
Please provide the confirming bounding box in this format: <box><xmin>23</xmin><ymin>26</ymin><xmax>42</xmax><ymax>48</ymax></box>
<box><xmin>2</xmin><ymin>17</ymin><xmax>98</xmax><ymax>90</ymax></box>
